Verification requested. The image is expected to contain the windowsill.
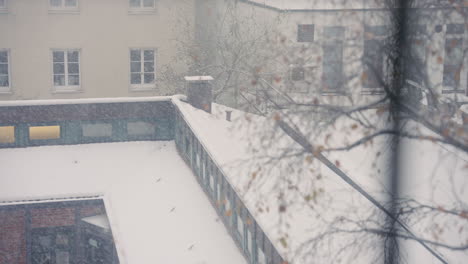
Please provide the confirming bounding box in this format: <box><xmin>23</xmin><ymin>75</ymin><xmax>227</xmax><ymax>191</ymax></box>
<box><xmin>52</xmin><ymin>87</ymin><xmax>83</xmax><ymax>94</ymax></box>
<box><xmin>442</xmin><ymin>89</ymin><xmax>465</xmax><ymax>94</ymax></box>
<box><xmin>128</xmin><ymin>8</ymin><xmax>156</xmax><ymax>15</ymax></box>
<box><xmin>130</xmin><ymin>85</ymin><xmax>157</xmax><ymax>92</ymax></box>
<box><xmin>361</xmin><ymin>88</ymin><xmax>385</xmax><ymax>95</ymax></box>
<box><xmin>0</xmin><ymin>89</ymin><xmax>12</xmax><ymax>95</ymax></box>
<box><xmin>48</xmin><ymin>8</ymin><xmax>80</xmax><ymax>14</ymax></box>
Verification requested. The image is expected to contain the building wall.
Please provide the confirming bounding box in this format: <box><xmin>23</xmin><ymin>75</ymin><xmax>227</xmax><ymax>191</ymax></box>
<box><xmin>0</xmin><ymin>0</ymin><xmax>194</xmax><ymax>100</ymax></box>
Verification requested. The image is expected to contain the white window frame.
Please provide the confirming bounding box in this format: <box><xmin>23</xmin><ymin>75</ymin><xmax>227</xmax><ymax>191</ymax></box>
<box><xmin>0</xmin><ymin>49</ymin><xmax>11</xmax><ymax>94</ymax></box>
<box><xmin>0</xmin><ymin>0</ymin><xmax>8</xmax><ymax>13</ymax></box>
<box><xmin>129</xmin><ymin>48</ymin><xmax>157</xmax><ymax>91</ymax></box>
<box><xmin>128</xmin><ymin>0</ymin><xmax>156</xmax><ymax>14</ymax></box>
<box><xmin>48</xmin><ymin>0</ymin><xmax>79</xmax><ymax>13</ymax></box>
<box><xmin>51</xmin><ymin>49</ymin><xmax>82</xmax><ymax>93</ymax></box>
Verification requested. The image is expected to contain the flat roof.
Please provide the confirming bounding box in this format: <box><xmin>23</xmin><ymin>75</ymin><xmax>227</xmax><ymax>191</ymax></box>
<box><xmin>0</xmin><ymin>141</ymin><xmax>245</xmax><ymax>264</ymax></box>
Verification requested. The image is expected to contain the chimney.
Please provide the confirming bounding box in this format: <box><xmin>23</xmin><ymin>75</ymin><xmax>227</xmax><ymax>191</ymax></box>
<box><xmin>184</xmin><ymin>76</ymin><xmax>214</xmax><ymax>113</ymax></box>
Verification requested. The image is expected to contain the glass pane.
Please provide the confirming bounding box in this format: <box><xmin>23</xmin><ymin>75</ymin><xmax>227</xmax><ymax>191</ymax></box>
<box><xmin>65</xmin><ymin>0</ymin><xmax>76</xmax><ymax>7</ymax></box>
<box><xmin>0</xmin><ymin>52</ymin><xmax>7</xmax><ymax>63</ymax></box>
<box><xmin>143</xmin><ymin>0</ymin><xmax>154</xmax><ymax>7</ymax></box>
<box><xmin>297</xmin><ymin>24</ymin><xmax>314</xmax><ymax>42</ymax></box>
<box><xmin>82</xmin><ymin>123</ymin><xmax>112</xmax><ymax>138</ymax></box>
<box><xmin>68</xmin><ymin>63</ymin><xmax>79</xmax><ymax>74</ymax></box>
<box><xmin>55</xmin><ymin>250</ymin><xmax>69</xmax><ymax>264</ymax></box>
<box><xmin>131</xmin><ymin>62</ymin><xmax>141</xmax><ymax>73</ymax></box>
<box><xmin>53</xmin><ymin>63</ymin><xmax>65</xmax><ymax>74</ymax></box>
<box><xmin>67</xmin><ymin>51</ymin><xmax>79</xmax><ymax>62</ymax></box>
<box><xmin>447</xmin><ymin>24</ymin><xmax>465</xmax><ymax>34</ymax></box>
<box><xmin>53</xmin><ymin>51</ymin><xmax>65</xmax><ymax>62</ymax></box>
<box><xmin>0</xmin><ymin>126</ymin><xmax>15</xmax><ymax>144</ymax></box>
<box><xmin>0</xmin><ymin>0</ymin><xmax>5</xmax><ymax>8</ymax></box>
<box><xmin>29</xmin><ymin>126</ymin><xmax>61</xmax><ymax>140</ymax></box>
<box><xmin>54</xmin><ymin>75</ymin><xmax>65</xmax><ymax>86</ymax></box>
<box><xmin>130</xmin><ymin>0</ymin><xmax>140</xmax><ymax>8</ymax></box>
<box><xmin>130</xmin><ymin>50</ymin><xmax>141</xmax><ymax>61</ymax></box>
<box><xmin>323</xmin><ymin>26</ymin><xmax>345</xmax><ymax>39</ymax></box>
<box><xmin>144</xmin><ymin>62</ymin><xmax>154</xmax><ymax>72</ymax></box>
<box><xmin>0</xmin><ymin>64</ymin><xmax>8</xmax><ymax>75</ymax></box>
<box><xmin>445</xmin><ymin>38</ymin><xmax>463</xmax><ymax>64</ymax></box>
<box><xmin>144</xmin><ymin>73</ymin><xmax>154</xmax><ymax>84</ymax></box>
<box><xmin>131</xmin><ymin>73</ymin><xmax>141</xmax><ymax>84</ymax></box>
<box><xmin>0</xmin><ymin>75</ymin><xmax>8</xmax><ymax>87</ymax></box>
<box><xmin>68</xmin><ymin>75</ymin><xmax>80</xmax><ymax>86</ymax></box>
<box><xmin>144</xmin><ymin>50</ymin><xmax>154</xmax><ymax>61</ymax></box>
<box><xmin>50</xmin><ymin>0</ymin><xmax>62</xmax><ymax>7</ymax></box>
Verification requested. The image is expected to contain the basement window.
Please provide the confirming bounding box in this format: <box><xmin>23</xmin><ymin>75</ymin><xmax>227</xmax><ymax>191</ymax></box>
<box><xmin>0</xmin><ymin>126</ymin><xmax>15</xmax><ymax>144</ymax></box>
<box><xmin>29</xmin><ymin>125</ymin><xmax>61</xmax><ymax>140</ymax></box>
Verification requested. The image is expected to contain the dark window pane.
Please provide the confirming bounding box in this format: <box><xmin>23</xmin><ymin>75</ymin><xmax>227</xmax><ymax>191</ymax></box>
<box><xmin>365</xmin><ymin>25</ymin><xmax>389</xmax><ymax>37</ymax></box>
<box><xmin>297</xmin><ymin>24</ymin><xmax>314</xmax><ymax>42</ymax></box>
<box><xmin>144</xmin><ymin>62</ymin><xmax>154</xmax><ymax>72</ymax></box>
<box><xmin>291</xmin><ymin>67</ymin><xmax>305</xmax><ymax>81</ymax></box>
<box><xmin>0</xmin><ymin>64</ymin><xmax>8</xmax><ymax>75</ymax></box>
<box><xmin>54</xmin><ymin>75</ymin><xmax>65</xmax><ymax>86</ymax></box>
<box><xmin>130</xmin><ymin>50</ymin><xmax>141</xmax><ymax>61</ymax></box>
<box><xmin>67</xmin><ymin>51</ymin><xmax>79</xmax><ymax>62</ymax></box>
<box><xmin>130</xmin><ymin>0</ymin><xmax>140</xmax><ymax>8</ymax></box>
<box><xmin>68</xmin><ymin>75</ymin><xmax>79</xmax><ymax>86</ymax></box>
<box><xmin>53</xmin><ymin>63</ymin><xmax>65</xmax><ymax>74</ymax></box>
<box><xmin>363</xmin><ymin>39</ymin><xmax>383</xmax><ymax>88</ymax></box>
<box><xmin>53</xmin><ymin>51</ymin><xmax>65</xmax><ymax>62</ymax></box>
<box><xmin>131</xmin><ymin>73</ymin><xmax>141</xmax><ymax>84</ymax></box>
<box><xmin>144</xmin><ymin>73</ymin><xmax>155</xmax><ymax>84</ymax></box>
<box><xmin>444</xmin><ymin>38</ymin><xmax>463</xmax><ymax>64</ymax></box>
<box><xmin>0</xmin><ymin>52</ymin><xmax>8</xmax><ymax>63</ymax></box>
<box><xmin>65</xmin><ymin>0</ymin><xmax>76</xmax><ymax>7</ymax></box>
<box><xmin>68</xmin><ymin>63</ymin><xmax>79</xmax><ymax>74</ymax></box>
<box><xmin>144</xmin><ymin>50</ymin><xmax>154</xmax><ymax>61</ymax></box>
<box><xmin>447</xmin><ymin>24</ymin><xmax>465</xmax><ymax>34</ymax></box>
<box><xmin>322</xmin><ymin>44</ymin><xmax>343</xmax><ymax>91</ymax></box>
<box><xmin>131</xmin><ymin>62</ymin><xmax>141</xmax><ymax>73</ymax></box>
<box><xmin>323</xmin><ymin>26</ymin><xmax>345</xmax><ymax>39</ymax></box>
<box><xmin>143</xmin><ymin>0</ymin><xmax>154</xmax><ymax>7</ymax></box>
<box><xmin>50</xmin><ymin>0</ymin><xmax>62</xmax><ymax>7</ymax></box>
<box><xmin>0</xmin><ymin>75</ymin><xmax>8</xmax><ymax>87</ymax></box>
<box><xmin>443</xmin><ymin>65</ymin><xmax>461</xmax><ymax>87</ymax></box>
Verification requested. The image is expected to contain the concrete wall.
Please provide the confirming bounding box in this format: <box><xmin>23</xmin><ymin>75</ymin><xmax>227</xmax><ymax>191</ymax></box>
<box><xmin>0</xmin><ymin>0</ymin><xmax>194</xmax><ymax>100</ymax></box>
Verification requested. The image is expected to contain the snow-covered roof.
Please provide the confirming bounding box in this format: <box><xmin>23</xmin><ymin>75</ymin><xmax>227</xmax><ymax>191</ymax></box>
<box><xmin>243</xmin><ymin>0</ymin><xmax>385</xmax><ymax>11</ymax></box>
<box><xmin>172</xmin><ymin>98</ymin><xmax>468</xmax><ymax>264</ymax></box>
<box><xmin>0</xmin><ymin>141</ymin><xmax>245</xmax><ymax>264</ymax></box>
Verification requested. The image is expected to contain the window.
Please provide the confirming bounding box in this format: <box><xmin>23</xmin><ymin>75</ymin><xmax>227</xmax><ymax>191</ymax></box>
<box><xmin>237</xmin><ymin>214</ymin><xmax>244</xmax><ymax>239</ymax></box>
<box><xmin>127</xmin><ymin>121</ymin><xmax>155</xmax><ymax>136</ymax></box>
<box><xmin>0</xmin><ymin>126</ymin><xmax>15</xmax><ymax>144</ymax></box>
<box><xmin>29</xmin><ymin>125</ymin><xmax>61</xmax><ymax>140</ymax></box>
<box><xmin>443</xmin><ymin>24</ymin><xmax>465</xmax><ymax>93</ymax></box>
<box><xmin>246</xmin><ymin>228</ymin><xmax>253</xmax><ymax>256</ymax></box>
<box><xmin>407</xmin><ymin>25</ymin><xmax>428</xmax><ymax>86</ymax></box>
<box><xmin>322</xmin><ymin>26</ymin><xmax>345</xmax><ymax>93</ymax></box>
<box><xmin>0</xmin><ymin>0</ymin><xmax>7</xmax><ymax>12</ymax></box>
<box><xmin>362</xmin><ymin>26</ymin><xmax>389</xmax><ymax>91</ymax></box>
<box><xmin>130</xmin><ymin>49</ymin><xmax>156</xmax><ymax>90</ymax></box>
<box><xmin>31</xmin><ymin>228</ymin><xmax>74</xmax><ymax>264</ymax></box>
<box><xmin>49</xmin><ymin>0</ymin><xmax>78</xmax><ymax>12</ymax></box>
<box><xmin>52</xmin><ymin>50</ymin><xmax>81</xmax><ymax>92</ymax></box>
<box><xmin>82</xmin><ymin>123</ymin><xmax>112</xmax><ymax>138</ymax></box>
<box><xmin>129</xmin><ymin>0</ymin><xmax>155</xmax><ymax>12</ymax></box>
<box><xmin>297</xmin><ymin>24</ymin><xmax>314</xmax><ymax>42</ymax></box>
<box><xmin>257</xmin><ymin>247</ymin><xmax>267</xmax><ymax>264</ymax></box>
<box><xmin>0</xmin><ymin>50</ymin><xmax>10</xmax><ymax>93</ymax></box>
<box><xmin>290</xmin><ymin>66</ymin><xmax>305</xmax><ymax>81</ymax></box>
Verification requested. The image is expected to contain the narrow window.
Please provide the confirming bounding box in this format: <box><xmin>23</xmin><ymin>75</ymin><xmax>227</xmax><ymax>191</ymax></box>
<box><xmin>443</xmin><ymin>24</ymin><xmax>464</xmax><ymax>93</ymax></box>
<box><xmin>49</xmin><ymin>0</ymin><xmax>78</xmax><ymax>11</ymax></box>
<box><xmin>257</xmin><ymin>247</ymin><xmax>267</xmax><ymax>264</ymax></box>
<box><xmin>130</xmin><ymin>49</ymin><xmax>156</xmax><ymax>90</ymax></box>
<box><xmin>0</xmin><ymin>0</ymin><xmax>7</xmax><ymax>12</ymax></box>
<box><xmin>322</xmin><ymin>26</ymin><xmax>345</xmax><ymax>93</ymax></box>
<box><xmin>0</xmin><ymin>126</ymin><xmax>15</xmax><ymax>144</ymax></box>
<box><xmin>0</xmin><ymin>50</ymin><xmax>10</xmax><ymax>93</ymax></box>
<box><xmin>29</xmin><ymin>126</ymin><xmax>61</xmax><ymax>140</ymax></box>
<box><xmin>129</xmin><ymin>0</ymin><xmax>155</xmax><ymax>12</ymax></box>
<box><xmin>52</xmin><ymin>50</ymin><xmax>81</xmax><ymax>92</ymax></box>
<box><xmin>297</xmin><ymin>24</ymin><xmax>314</xmax><ymax>42</ymax></box>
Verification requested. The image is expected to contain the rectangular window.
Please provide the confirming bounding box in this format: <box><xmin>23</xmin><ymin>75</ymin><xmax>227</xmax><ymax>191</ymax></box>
<box><xmin>130</xmin><ymin>48</ymin><xmax>156</xmax><ymax>90</ymax></box>
<box><xmin>127</xmin><ymin>121</ymin><xmax>155</xmax><ymax>136</ymax></box>
<box><xmin>258</xmin><ymin>247</ymin><xmax>267</xmax><ymax>264</ymax></box>
<box><xmin>29</xmin><ymin>125</ymin><xmax>61</xmax><ymax>140</ymax></box>
<box><xmin>0</xmin><ymin>0</ymin><xmax>7</xmax><ymax>12</ymax></box>
<box><xmin>246</xmin><ymin>228</ymin><xmax>253</xmax><ymax>256</ymax></box>
<box><xmin>443</xmin><ymin>24</ymin><xmax>464</xmax><ymax>93</ymax></box>
<box><xmin>49</xmin><ymin>0</ymin><xmax>78</xmax><ymax>12</ymax></box>
<box><xmin>129</xmin><ymin>0</ymin><xmax>155</xmax><ymax>12</ymax></box>
<box><xmin>237</xmin><ymin>214</ymin><xmax>244</xmax><ymax>239</ymax></box>
<box><xmin>52</xmin><ymin>49</ymin><xmax>81</xmax><ymax>92</ymax></box>
<box><xmin>82</xmin><ymin>123</ymin><xmax>112</xmax><ymax>138</ymax></box>
<box><xmin>322</xmin><ymin>26</ymin><xmax>345</xmax><ymax>93</ymax></box>
<box><xmin>0</xmin><ymin>50</ymin><xmax>10</xmax><ymax>93</ymax></box>
<box><xmin>297</xmin><ymin>24</ymin><xmax>314</xmax><ymax>42</ymax></box>
<box><xmin>290</xmin><ymin>66</ymin><xmax>305</xmax><ymax>81</ymax></box>
<box><xmin>362</xmin><ymin>25</ymin><xmax>390</xmax><ymax>92</ymax></box>
<box><xmin>0</xmin><ymin>126</ymin><xmax>15</xmax><ymax>144</ymax></box>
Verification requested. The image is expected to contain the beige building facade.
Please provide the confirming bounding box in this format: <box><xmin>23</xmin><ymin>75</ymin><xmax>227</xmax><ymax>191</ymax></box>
<box><xmin>0</xmin><ymin>0</ymin><xmax>194</xmax><ymax>100</ymax></box>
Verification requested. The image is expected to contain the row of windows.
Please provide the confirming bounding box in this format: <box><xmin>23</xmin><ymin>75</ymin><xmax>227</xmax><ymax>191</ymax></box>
<box><xmin>0</xmin><ymin>48</ymin><xmax>157</xmax><ymax>94</ymax></box>
<box><xmin>175</xmin><ymin>112</ymin><xmax>281</xmax><ymax>264</ymax></box>
<box><xmin>0</xmin><ymin>0</ymin><xmax>156</xmax><ymax>13</ymax></box>
<box><xmin>0</xmin><ymin>121</ymin><xmax>157</xmax><ymax>144</ymax></box>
